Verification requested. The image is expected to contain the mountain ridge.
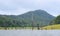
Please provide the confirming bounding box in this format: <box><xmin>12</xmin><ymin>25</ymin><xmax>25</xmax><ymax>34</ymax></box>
<box><xmin>0</xmin><ymin>9</ymin><xmax>55</xmax><ymax>27</ymax></box>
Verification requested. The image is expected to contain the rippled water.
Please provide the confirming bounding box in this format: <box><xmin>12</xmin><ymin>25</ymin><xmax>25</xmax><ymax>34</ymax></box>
<box><xmin>0</xmin><ymin>30</ymin><xmax>60</xmax><ymax>36</ymax></box>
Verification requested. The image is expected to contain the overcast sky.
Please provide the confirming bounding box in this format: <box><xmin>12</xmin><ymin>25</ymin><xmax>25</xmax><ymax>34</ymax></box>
<box><xmin>0</xmin><ymin>0</ymin><xmax>60</xmax><ymax>16</ymax></box>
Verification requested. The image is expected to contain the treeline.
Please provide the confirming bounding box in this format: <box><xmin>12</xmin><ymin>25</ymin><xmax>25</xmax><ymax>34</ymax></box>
<box><xmin>50</xmin><ymin>15</ymin><xmax>60</xmax><ymax>25</ymax></box>
<box><xmin>0</xmin><ymin>15</ymin><xmax>60</xmax><ymax>27</ymax></box>
<box><xmin>0</xmin><ymin>10</ymin><xmax>55</xmax><ymax>27</ymax></box>
<box><xmin>0</xmin><ymin>16</ymin><xmax>29</xmax><ymax>27</ymax></box>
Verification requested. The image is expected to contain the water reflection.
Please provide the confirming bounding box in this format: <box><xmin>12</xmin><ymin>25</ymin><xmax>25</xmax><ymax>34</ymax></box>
<box><xmin>0</xmin><ymin>30</ymin><xmax>60</xmax><ymax>36</ymax></box>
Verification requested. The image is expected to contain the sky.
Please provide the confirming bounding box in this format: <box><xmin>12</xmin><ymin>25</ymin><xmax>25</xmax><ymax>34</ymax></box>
<box><xmin>0</xmin><ymin>0</ymin><xmax>60</xmax><ymax>16</ymax></box>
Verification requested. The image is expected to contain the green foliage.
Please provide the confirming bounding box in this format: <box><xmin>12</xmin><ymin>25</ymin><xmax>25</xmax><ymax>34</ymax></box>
<box><xmin>0</xmin><ymin>16</ymin><xmax>27</xmax><ymax>27</ymax></box>
<box><xmin>0</xmin><ymin>10</ymin><xmax>55</xmax><ymax>27</ymax></box>
<box><xmin>53</xmin><ymin>15</ymin><xmax>60</xmax><ymax>24</ymax></box>
<box><xmin>18</xmin><ymin>10</ymin><xmax>55</xmax><ymax>27</ymax></box>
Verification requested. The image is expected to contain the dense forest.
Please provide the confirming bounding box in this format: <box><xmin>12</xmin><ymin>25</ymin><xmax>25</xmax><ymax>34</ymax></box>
<box><xmin>0</xmin><ymin>9</ymin><xmax>57</xmax><ymax>27</ymax></box>
<box><xmin>51</xmin><ymin>15</ymin><xmax>60</xmax><ymax>24</ymax></box>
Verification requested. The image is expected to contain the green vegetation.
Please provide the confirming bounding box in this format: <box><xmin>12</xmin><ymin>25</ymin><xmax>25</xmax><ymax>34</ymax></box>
<box><xmin>42</xmin><ymin>15</ymin><xmax>60</xmax><ymax>30</ymax></box>
<box><xmin>53</xmin><ymin>15</ymin><xmax>60</xmax><ymax>24</ymax></box>
<box><xmin>0</xmin><ymin>27</ymin><xmax>39</xmax><ymax>30</ymax></box>
<box><xmin>0</xmin><ymin>10</ymin><xmax>55</xmax><ymax>28</ymax></box>
<box><xmin>2</xmin><ymin>9</ymin><xmax>60</xmax><ymax>30</ymax></box>
<box><xmin>0</xmin><ymin>16</ymin><xmax>28</xmax><ymax>27</ymax></box>
<box><xmin>50</xmin><ymin>15</ymin><xmax>60</xmax><ymax>25</ymax></box>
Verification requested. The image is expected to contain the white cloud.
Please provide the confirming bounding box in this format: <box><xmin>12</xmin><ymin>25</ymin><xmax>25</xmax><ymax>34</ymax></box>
<box><xmin>0</xmin><ymin>7</ymin><xmax>30</xmax><ymax>15</ymax></box>
<box><xmin>0</xmin><ymin>0</ymin><xmax>60</xmax><ymax>16</ymax></box>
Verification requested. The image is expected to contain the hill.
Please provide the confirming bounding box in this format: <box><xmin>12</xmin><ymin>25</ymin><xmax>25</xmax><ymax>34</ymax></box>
<box><xmin>50</xmin><ymin>15</ymin><xmax>60</xmax><ymax>25</ymax></box>
<box><xmin>0</xmin><ymin>9</ymin><xmax>55</xmax><ymax>27</ymax></box>
<box><xmin>0</xmin><ymin>16</ymin><xmax>23</xmax><ymax>27</ymax></box>
<box><xmin>17</xmin><ymin>10</ymin><xmax>55</xmax><ymax>27</ymax></box>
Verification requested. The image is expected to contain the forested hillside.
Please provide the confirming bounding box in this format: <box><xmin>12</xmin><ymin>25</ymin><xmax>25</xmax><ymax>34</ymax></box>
<box><xmin>0</xmin><ymin>10</ymin><xmax>55</xmax><ymax>27</ymax></box>
<box><xmin>50</xmin><ymin>15</ymin><xmax>60</xmax><ymax>25</ymax></box>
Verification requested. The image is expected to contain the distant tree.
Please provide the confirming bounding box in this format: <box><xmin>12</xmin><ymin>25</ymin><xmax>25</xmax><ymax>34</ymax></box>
<box><xmin>53</xmin><ymin>15</ymin><xmax>60</xmax><ymax>24</ymax></box>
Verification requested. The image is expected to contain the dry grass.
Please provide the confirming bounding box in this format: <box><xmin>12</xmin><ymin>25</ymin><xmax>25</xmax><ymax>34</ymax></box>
<box><xmin>42</xmin><ymin>24</ymin><xmax>60</xmax><ymax>30</ymax></box>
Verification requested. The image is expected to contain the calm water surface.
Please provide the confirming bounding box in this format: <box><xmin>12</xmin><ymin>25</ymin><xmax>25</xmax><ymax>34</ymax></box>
<box><xmin>0</xmin><ymin>30</ymin><xmax>60</xmax><ymax>36</ymax></box>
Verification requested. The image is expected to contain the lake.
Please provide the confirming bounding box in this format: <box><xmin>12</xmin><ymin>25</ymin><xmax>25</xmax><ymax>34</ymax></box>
<box><xmin>0</xmin><ymin>30</ymin><xmax>60</xmax><ymax>36</ymax></box>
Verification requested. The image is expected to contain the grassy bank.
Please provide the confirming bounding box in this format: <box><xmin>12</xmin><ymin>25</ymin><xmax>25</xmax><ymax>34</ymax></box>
<box><xmin>42</xmin><ymin>24</ymin><xmax>60</xmax><ymax>30</ymax></box>
<box><xmin>0</xmin><ymin>24</ymin><xmax>60</xmax><ymax>30</ymax></box>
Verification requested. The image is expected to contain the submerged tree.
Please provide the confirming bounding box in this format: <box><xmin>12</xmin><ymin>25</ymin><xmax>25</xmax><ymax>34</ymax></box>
<box><xmin>37</xmin><ymin>24</ymin><xmax>40</xmax><ymax>30</ymax></box>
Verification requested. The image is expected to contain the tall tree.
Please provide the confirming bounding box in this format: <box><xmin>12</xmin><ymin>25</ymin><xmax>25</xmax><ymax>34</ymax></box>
<box><xmin>53</xmin><ymin>15</ymin><xmax>60</xmax><ymax>24</ymax></box>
